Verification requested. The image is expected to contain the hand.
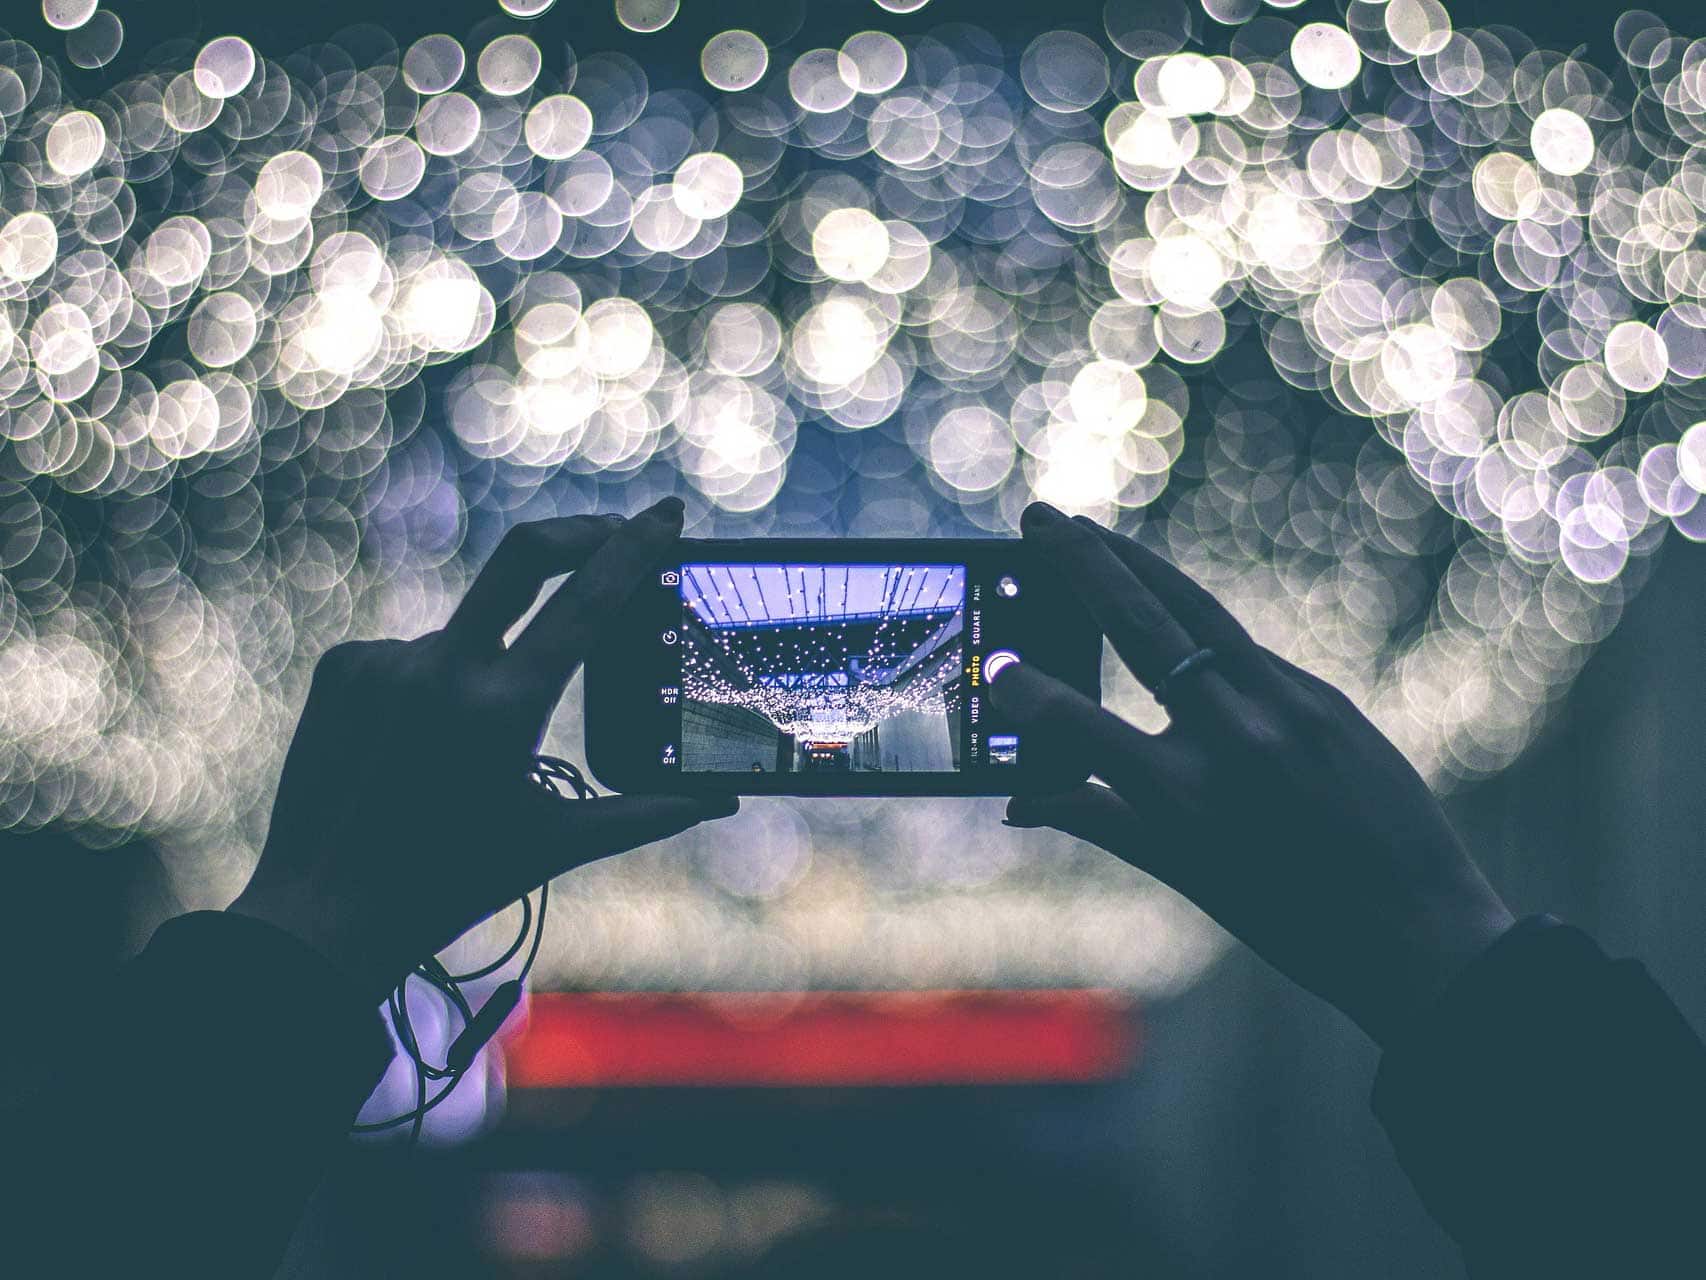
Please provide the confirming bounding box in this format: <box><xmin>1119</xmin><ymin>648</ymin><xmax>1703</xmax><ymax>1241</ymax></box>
<box><xmin>229</xmin><ymin>497</ymin><xmax>736</xmax><ymax>1004</ymax></box>
<box><xmin>993</xmin><ymin>503</ymin><xmax>1513</xmax><ymax>1045</ymax></box>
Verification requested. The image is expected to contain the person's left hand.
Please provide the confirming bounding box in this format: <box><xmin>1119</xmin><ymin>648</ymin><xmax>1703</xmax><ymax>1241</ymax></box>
<box><xmin>230</xmin><ymin>497</ymin><xmax>734</xmax><ymax>1003</ymax></box>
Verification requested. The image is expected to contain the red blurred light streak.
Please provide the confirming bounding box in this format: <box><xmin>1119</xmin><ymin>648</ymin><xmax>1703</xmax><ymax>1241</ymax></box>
<box><xmin>502</xmin><ymin>989</ymin><xmax>1139</xmax><ymax>1088</ymax></box>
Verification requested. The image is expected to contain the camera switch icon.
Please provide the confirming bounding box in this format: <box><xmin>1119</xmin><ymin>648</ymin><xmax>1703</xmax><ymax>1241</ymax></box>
<box><xmin>660</xmin><ymin>570</ymin><xmax>680</xmax><ymax>586</ymax></box>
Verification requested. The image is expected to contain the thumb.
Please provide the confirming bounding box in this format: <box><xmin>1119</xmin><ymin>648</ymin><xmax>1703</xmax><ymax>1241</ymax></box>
<box><xmin>988</xmin><ymin>661</ymin><xmax>1189</xmax><ymax>803</ymax></box>
<box><xmin>1006</xmin><ymin>783</ymin><xmax>1198</xmax><ymax>897</ymax></box>
<box><xmin>1007</xmin><ymin>783</ymin><xmax>1144</xmax><ymax>856</ymax></box>
<box><xmin>987</xmin><ymin>660</ymin><xmax>1100</xmax><ymax>734</ymax></box>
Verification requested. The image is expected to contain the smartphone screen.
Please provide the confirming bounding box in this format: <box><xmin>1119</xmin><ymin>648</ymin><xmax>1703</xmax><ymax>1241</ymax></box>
<box><xmin>679</xmin><ymin>560</ymin><xmax>977</xmax><ymax>774</ymax></box>
<box><xmin>586</xmin><ymin>540</ymin><xmax>1098</xmax><ymax>796</ymax></box>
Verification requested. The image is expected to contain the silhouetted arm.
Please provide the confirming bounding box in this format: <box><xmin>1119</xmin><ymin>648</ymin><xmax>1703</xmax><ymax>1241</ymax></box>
<box><xmin>4</xmin><ymin>503</ymin><xmax>736</xmax><ymax>1275</ymax></box>
<box><xmin>4</xmin><ymin>911</ymin><xmax>390</xmax><ymax>1275</ymax></box>
<box><xmin>1374</xmin><ymin>916</ymin><xmax>1706</xmax><ymax>1278</ymax></box>
<box><xmin>993</xmin><ymin>503</ymin><xmax>1705</xmax><ymax>1272</ymax></box>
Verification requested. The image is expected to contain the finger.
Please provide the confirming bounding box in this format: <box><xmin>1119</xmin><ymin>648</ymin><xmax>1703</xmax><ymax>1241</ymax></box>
<box><xmin>512</xmin><ymin>790</ymin><xmax>740</xmax><ymax>885</ymax></box>
<box><xmin>1023</xmin><ymin>503</ymin><xmax>1244</xmax><ymax>723</ymax></box>
<box><xmin>1084</xmin><ymin>525</ymin><xmax>1265</xmax><ymax>665</ymax></box>
<box><xmin>1007</xmin><ymin>783</ymin><xmax>1146</xmax><ymax>850</ymax></box>
<box><xmin>267</xmin><ymin>640</ymin><xmax>400</xmax><ymax>848</ymax></box>
<box><xmin>507</xmin><ymin>496</ymin><xmax>685</xmax><ymax>690</ymax></box>
<box><xmin>1005</xmin><ymin>783</ymin><xmax>1199</xmax><ymax>894</ymax></box>
<box><xmin>1023</xmin><ymin>503</ymin><xmax>1197</xmax><ymax>685</ymax></box>
<box><xmin>446</xmin><ymin>515</ymin><xmax>625</xmax><ymax>652</ymax></box>
<box><xmin>1088</xmin><ymin>523</ymin><xmax>1334</xmax><ymax>716</ymax></box>
<box><xmin>988</xmin><ymin>661</ymin><xmax>1194</xmax><ymax>799</ymax></box>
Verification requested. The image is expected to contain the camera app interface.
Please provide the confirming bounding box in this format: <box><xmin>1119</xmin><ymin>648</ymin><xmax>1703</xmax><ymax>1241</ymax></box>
<box><xmin>652</xmin><ymin>562</ymin><xmax>1021</xmax><ymax>775</ymax></box>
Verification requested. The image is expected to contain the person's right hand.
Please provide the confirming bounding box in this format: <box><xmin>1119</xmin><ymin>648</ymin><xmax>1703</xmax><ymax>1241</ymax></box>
<box><xmin>992</xmin><ymin>503</ymin><xmax>1514</xmax><ymax>1046</ymax></box>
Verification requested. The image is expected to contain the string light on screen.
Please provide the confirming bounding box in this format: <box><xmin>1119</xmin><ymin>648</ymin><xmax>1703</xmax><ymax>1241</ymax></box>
<box><xmin>1</xmin><ymin>0</ymin><xmax>1704</xmax><ymax>994</ymax></box>
<box><xmin>680</xmin><ymin>564</ymin><xmax>964</xmax><ymax>738</ymax></box>
<box><xmin>683</xmin><ymin>641</ymin><xmax>964</xmax><ymax>740</ymax></box>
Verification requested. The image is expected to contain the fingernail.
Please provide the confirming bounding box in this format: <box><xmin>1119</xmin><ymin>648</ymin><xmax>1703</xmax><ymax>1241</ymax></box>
<box><xmin>985</xmin><ymin>659</ymin><xmax>1031</xmax><ymax>703</ymax></box>
<box><xmin>1022</xmin><ymin>506</ymin><xmax>1077</xmax><ymax>543</ymax></box>
<box><xmin>648</xmin><ymin>495</ymin><xmax>685</xmax><ymax>524</ymax></box>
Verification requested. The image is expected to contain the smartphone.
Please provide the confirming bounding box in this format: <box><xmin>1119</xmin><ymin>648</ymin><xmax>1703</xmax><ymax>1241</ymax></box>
<box><xmin>584</xmin><ymin>539</ymin><xmax>1101</xmax><ymax>796</ymax></box>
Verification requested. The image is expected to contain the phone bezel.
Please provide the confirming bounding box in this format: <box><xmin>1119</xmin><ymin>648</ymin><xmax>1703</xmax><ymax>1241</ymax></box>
<box><xmin>584</xmin><ymin>537</ymin><xmax>1101</xmax><ymax>797</ymax></box>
